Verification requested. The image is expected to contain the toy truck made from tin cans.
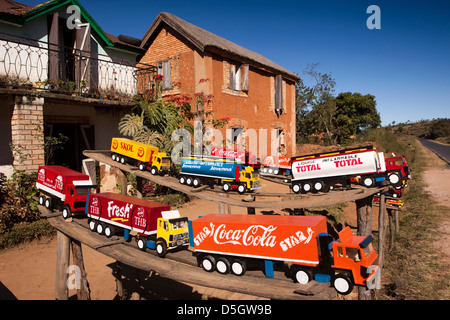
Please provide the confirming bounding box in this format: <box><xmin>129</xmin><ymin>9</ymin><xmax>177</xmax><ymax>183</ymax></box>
<box><xmin>36</xmin><ymin>166</ymin><xmax>96</xmax><ymax>219</ymax></box>
<box><xmin>179</xmin><ymin>156</ymin><xmax>261</xmax><ymax>194</ymax></box>
<box><xmin>189</xmin><ymin>214</ymin><xmax>380</xmax><ymax>295</ymax></box>
<box><xmin>110</xmin><ymin>137</ymin><xmax>171</xmax><ymax>175</ymax></box>
<box><xmin>85</xmin><ymin>192</ymin><xmax>189</xmax><ymax>257</ymax></box>
<box><xmin>261</xmin><ymin>155</ymin><xmax>291</xmax><ymax>176</ymax></box>
<box><xmin>210</xmin><ymin>147</ymin><xmax>261</xmax><ymax>170</ymax></box>
<box><xmin>289</xmin><ymin>146</ymin><xmax>405</xmax><ymax>194</ymax></box>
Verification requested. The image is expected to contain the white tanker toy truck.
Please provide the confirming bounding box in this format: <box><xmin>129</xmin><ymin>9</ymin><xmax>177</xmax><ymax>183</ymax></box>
<box><xmin>290</xmin><ymin>146</ymin><xmax>403</xmax><ymax>194</ymax></box>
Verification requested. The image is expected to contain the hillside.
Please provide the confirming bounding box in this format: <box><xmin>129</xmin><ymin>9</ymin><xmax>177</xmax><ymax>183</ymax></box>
<box><xmin>387</xmin><ymin>119</ymin><xmax>450</xmax><ymax>144</ymax></box>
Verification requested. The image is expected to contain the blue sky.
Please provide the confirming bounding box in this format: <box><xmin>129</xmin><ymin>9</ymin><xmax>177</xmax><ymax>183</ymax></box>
<box><xmin>22</xmin><ymin>0</ymin><xmax>450</xmax><ymax>126</ymax></box>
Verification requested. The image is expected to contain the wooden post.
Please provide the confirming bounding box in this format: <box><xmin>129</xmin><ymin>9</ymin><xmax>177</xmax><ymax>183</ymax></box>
<box><xmin>114</xmin><ymin>261</ymin><xmax>124</xmax><ymax>300</ymax></box>
<box><xmin>218</xmin><ymin>193</ymin><xmax>225</xmax><ymax>214</ymax></box>
<box><xmin>388</xmin><ymin>209</ymin><xmax>395</xmax><ymax>251</ymax></box>
<box><xmin>70</xmin><ymin>240</ymin><xmax>91</xmax><ymax>300</ymax></box>
<box><xmin>55</xmin><ymin>231</ymin><xmax>71</xmax><ymax>300</ymax></box>
<box><xmin>394</xmin><ymin>209</ymin><xmax>400</xmax><ymax>232</ymax></box>
<box><xmin>378</xmin><ymin>194</ymin><xmax>386</xmax><ymax>268</ymax></box>
<box><xmin>355</xmin><ymin>196</ymin><xmax>373</xmax><ymax>300</ymax></box>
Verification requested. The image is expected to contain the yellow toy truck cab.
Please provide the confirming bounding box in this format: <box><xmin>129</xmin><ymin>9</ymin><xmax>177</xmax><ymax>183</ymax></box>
<box><xmin>155</xmin><ymin>210</ymin><xmax>190</xmax><ymax>257</ymax></box>
<box><xmin>150</xmin><ymin>152</ymin><xmax>171</xmax><ymax>175</ymax></box>
<box><xmin>241</xmin><ymin>166</ymin><xmax>261</xmax><ymax>191</ymax></box>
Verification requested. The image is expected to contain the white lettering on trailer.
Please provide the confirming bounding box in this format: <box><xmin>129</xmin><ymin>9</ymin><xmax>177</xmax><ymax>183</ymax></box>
<box><xmin>107</xmin><ymin>201</ymin><xmax>133</xmax><ymax>219</ymax></box>
<box><xmin>279</xmin><ymin>227</ymin><xmax>314</xmax><ymax>252</ymax></box>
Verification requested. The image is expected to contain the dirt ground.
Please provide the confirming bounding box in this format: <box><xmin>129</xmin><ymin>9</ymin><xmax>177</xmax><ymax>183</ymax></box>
<box><xmin>1</xmin><ymin>143</ymin><xmax>449</xmax><ymax>300</ymax></box>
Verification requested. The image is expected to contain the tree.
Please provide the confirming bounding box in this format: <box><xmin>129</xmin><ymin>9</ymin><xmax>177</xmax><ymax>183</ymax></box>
<box><xmin>296</xmin><ymin>63</ymin><xmax>337</xmax><ymax>145</ymax></box>
<box><xmin>334</xmin><ymin>92</ymin><xmax>381</xmax><ymax>144</ymax></box>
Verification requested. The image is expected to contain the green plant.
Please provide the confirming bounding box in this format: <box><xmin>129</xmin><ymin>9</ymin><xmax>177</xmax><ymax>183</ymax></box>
<box><xmin>0</xmin><ymin>170</ymin><xmax>39</xmax><ymax>234</ymax></box>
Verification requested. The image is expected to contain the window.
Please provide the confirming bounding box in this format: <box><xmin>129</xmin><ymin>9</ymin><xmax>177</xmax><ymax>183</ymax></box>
<box><xmin>275</xmin><ymin>74</ymin><xmax>283</xmax><ymax>114</ymax></box>
<box><xmin>157</xmin><ymin>60</ymin><xmax>171</xmax><ymax>90</ymax></box>
<box><xmin>229</xmin><ymin>63</ymin><xmax>249</xmax><ymax>92</ymax></box>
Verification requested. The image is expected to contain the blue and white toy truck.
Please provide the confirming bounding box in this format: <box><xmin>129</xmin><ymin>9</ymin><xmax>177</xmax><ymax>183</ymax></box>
<box><xmin>179</xmin><ymin>156</ymin><xmax>261</xmax><ymax>194</ymax></box>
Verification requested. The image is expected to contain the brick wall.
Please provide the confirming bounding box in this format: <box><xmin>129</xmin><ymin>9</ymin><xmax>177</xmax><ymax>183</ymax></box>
<box><xmin>10</xmin><ymin>96</ymin><xmax>45</xmax><ymax>172</ymax></box>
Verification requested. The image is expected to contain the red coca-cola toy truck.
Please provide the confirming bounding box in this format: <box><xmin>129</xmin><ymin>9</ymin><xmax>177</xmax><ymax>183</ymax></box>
<box><xmin>36</xmin><ymin>166</ymin><xmax>96</xmax><ymax>219</ymax></box>
<box><xmin>190</xmin><ymin>214</ymin><xmax>380</xmax><ymax>295</ymax></box>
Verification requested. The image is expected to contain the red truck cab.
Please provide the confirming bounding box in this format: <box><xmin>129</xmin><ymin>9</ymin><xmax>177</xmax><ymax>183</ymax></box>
<box><xmin>36</xmin><ymin>166</ymin><xmax>96</xmax><ymax>219</ymax></box>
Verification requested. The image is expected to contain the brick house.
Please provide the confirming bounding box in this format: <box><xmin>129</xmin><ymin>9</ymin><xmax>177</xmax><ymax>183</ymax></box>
<box><xmin>139</xmin><ymin>12</ymin><xmax>300</xmax><ymax>159</ymax></box>
<box><xmin>0</xmin><ymin>0</ymin><xmax>156</xmax><ymax>176</ymax></box>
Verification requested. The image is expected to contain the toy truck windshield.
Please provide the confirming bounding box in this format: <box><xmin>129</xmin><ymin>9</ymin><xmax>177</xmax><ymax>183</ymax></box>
<box><xmin>170</xmin><ymin>217</ymin><xmax>188</xmax><ymax>230</ymax></box>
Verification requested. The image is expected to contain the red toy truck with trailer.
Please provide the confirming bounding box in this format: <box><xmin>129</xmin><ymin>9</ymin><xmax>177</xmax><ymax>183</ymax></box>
<box><xmin>85</xmin><ymin>192</ymin><xmax>189</xmax><ymax>257</ymax></box>
<box><xmin>261</xmin><ymin>155</ymin><xmax>291</xmax><ymax>176</ymax></box>
<box><xmin>189</xmin><ymin>214</ymin><xmax>380</xmax><ymax>295</ymax></box>
<box><xmin>36</xmin><ymin>166</ymin><xmax>96</xmax><ymax>219</ymax></box>
<box><xmin>290</xmin><ymin>146</ymin><xmax>404</xmax><ymax>194</ymax></box>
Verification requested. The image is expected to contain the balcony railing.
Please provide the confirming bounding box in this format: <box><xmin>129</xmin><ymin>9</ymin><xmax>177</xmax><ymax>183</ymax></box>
<box><xmin>0</xmin><ymin>32</ymin><xmax>157</xmax><ymax>101</ymax></box>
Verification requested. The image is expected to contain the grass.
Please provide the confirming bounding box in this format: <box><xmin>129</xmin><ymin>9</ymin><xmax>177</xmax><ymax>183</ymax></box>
<box><xmin>374</xmin><ymin>137</ymin><xmax>450</xmax><ymax>300</ymax></box>
<box><xmin>0</xmin><ymin>219</ymin><xmax>55</xmax><ymax>250</ymax></box>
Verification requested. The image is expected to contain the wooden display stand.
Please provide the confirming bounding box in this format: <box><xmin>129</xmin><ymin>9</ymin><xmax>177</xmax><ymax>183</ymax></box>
<box><xmin>43</xmin><ymin>150</ymin><xmax>397</xmax><ymax>300</ymax></box>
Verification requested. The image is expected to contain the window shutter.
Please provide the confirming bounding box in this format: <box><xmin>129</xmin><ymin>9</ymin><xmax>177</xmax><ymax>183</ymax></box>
<box><xmin>162</xmin><ymin>60</ymin><xmax>171</xmax><ymax>90</ymax></box>
<box><xmin>241</xmin><ymin>64</ymin><xmax>249</xmax><ymax>92</ymax></box>
<box><xmin>275</xmin><ymin>74</ymin><xmax>283</xmax><ymax>113</ymax></box>
<box><xmin>229</xmin><ymin>64</ymin><xmax>236</xmax><ymax>90</ymax></box>
<box><xmin>48</xmin><ymin>12</ymin><xmax>59</xmax><ymax>81</ymax></box>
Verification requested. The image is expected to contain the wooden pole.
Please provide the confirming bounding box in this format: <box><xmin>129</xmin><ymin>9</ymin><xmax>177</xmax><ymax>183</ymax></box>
<box><xmin>114</xmin><ymin>261</ymin><xmax>124</xmax><ymax>300</ymax></box>
<box><xmin>378</xmin><ymin>194</ymin><xmax>386</xmax><ymax>268</ymax></box>
<box><xmin>355</xmin><ymin>196</ymin><xmax>373</xmax><ymax>300</ymax></box>
<box><xmin>388</xmin><ymin>209</ymin><xmax>395</xmax><ymax>251</ymax></box>
<box><xmin>55</xmin><ymin>231</ymin><xmax>71</xmax><ymax>300</ymax></box>
<box><xmin>394</xmin><ymin>209</ymin><xmax>400</xmax><ymax>232</ymax></box>
<box><xmin>118</xmin><ymin>170</ymin><xmax>128</xmax><ymax>196</ymax></box>
<box><xmin>70</xmin><ymin>240</ymin><xmax>91</xmax><ymax>300</ymax></box>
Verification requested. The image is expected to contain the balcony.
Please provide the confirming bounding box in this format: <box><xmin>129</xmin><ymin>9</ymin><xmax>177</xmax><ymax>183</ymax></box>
<box><xmin>0</xmin><ymin>32</ymin><xmax>157</xmax><ymax>102</ymax></box>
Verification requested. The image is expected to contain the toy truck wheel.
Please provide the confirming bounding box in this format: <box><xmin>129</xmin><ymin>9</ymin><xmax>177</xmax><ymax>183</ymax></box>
<box><xmin>302</xmin><ymin>182</ymin><xmax>312</xmax><ymax>193</ymax></box>
<box><xmin>151</xmin><ymin>167</ymin><xmax>158</xmax><ymax>175</ymax></box>
<box><xmin>314</xmin><ymin>181</ymin><xmax>324</xmax><ymax>192</ymax></box>
<box><xmin>62</xmin><ymin>205</ymin><xmax>71</xmax><ymax>220</ymax></box>
<box><xmin>111</xmin><ymin>153</ymin><xmax>116</xmax><ymax>161</ymax></box>
<box><xmin>156</xmin><ymin>239</ymin><xmax>167</xmax><ymax>258</ymax></box>
<box><xmin>223</xmin><ymin>183</ymin><xmax>231</xmax><ymax>192</ymax></box>
<box><xmin>292</xmin><ymin>266</ymin><xmax>313</xmax><ymax>284</ymax></box>
<box><xmin>333</xmin><ymin>273</ymin><xmax>354</xmax><ymax>295</ymax></box>
<box><xmin>96</xmin><ymin>223</ymin><xmax>104</xmax><ymax>235</ymax></box>
<box><xmin>120</xmin><ymin>157</ymin><xmax>126</xmax><ymax>164</ymax></box>
<box><xmin>88</xmin><ymin>219</ymin><xmax>97</xmax><ymax>231</ymax></box>
<box><xmin>389</xmin><ymin>172</ymin><xmax>401</xmax><ymax>185</ymax></box>
<box><xmin>237</xmin><ymin>184</ymin><xmax>246</xmax><ymax>194</ymax></box>
<box><xmin>179</xmin><ymin>176</ymin><xmax>186</xmax><ymax>184</ymax></box>
<box><xmin>186</xmin><ymin>177</ymin><xmax>193</xmax><ymax>186</ymax></box>
<box><xmin>137</xmin><ymin>237</ymin><xmax>147</xmax><ymax>251</ymax></box>
<box><xmin>138</xmin><ymin>163</ymin><xmax>145</xmax><ymax>171</ymax></box>
<box><xmin>292</xmin><ymin>184</ymin><xmax>301</xmax><ymax>194</ymax></box>
<box><xmin>216</xmin><ymin>257</ymin><xmax>231</xmax><ymax>274</ymax></box>
<box><xmin>104</xmin><ymin>225</ymin><xmax>115</xmax><ymax>238</ymax></box>
<box><xmin>362</xmin><ymin>177</ymin><xmax>375</xmax><ymax>187</ymax></box>
<box><xmin>201</xmin><ymin>255</ymin><xmax>216</xmax><ymax>272</ymax></box>
<box><xmin>39</xmin><ymin>195</ymin><xmax>45</xmax><ymax>206</ymax></box>
<box><xmin>273</xmin><ymin>169</ymin><xmax>279</xmax><ymax>175</ymax></box>
<box><xmin>44</xmin><ymin>198</ymin><xmax>52</xmax><ymax>210</ymax></box>
<box><xmin>231</xmin><ymin>259</ymin><xmax>247</xmax><ymax>276</ymax></box>
<box><xmin>192</xmin><ymin>178</ymin><xmax>201</xmax><ymax>188</ymax></box>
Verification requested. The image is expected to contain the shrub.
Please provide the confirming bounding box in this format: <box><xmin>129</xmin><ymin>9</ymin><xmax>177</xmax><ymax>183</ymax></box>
<box><xmin>0</xmin><ymin>170</ymin><xmax>40</xmax><ymax>234</ymax></box>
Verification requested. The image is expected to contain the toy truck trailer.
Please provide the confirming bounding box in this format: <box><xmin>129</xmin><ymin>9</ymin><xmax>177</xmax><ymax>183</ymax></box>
<box><xmin>110</xmin><ymin>137</ymin><xmax>171</xmax><ymax>175</ymax></box>
<box><xmin>290</xmin><ymin>146</ymin><xmax>392</xmax><ymax>194</ymax></box>
<box><xmin>189</xmin><ymin>214</ymin><xmax>380</xmax><ymax>295</ymax></box>
<box><xmin>85</xmin><ymin>192</ymin><xmax>189</xmax><ymax>257</ymax></box>
<box><xmin>179</xmin><ymin>156</ymin><xmax>261</xmax><ymax>194</ymax></box>
<box><xmin>261</xmin><ymin>155</ymin><xmax>291</xmax><ymax>176</ymax></box>
<box><xmin>385</xmin><ymin>155</ymin><xmax>411</xmax><ymax>184</ymax></box>
<box><xmin>210</xmin><ymin>147</ymin><xmax>261</xmax><ymax>170</ymax></box>
<box><xmin>36</xmin><ymin>166</ymin><xmax>96</xmax><ymax>219</ymax></box>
